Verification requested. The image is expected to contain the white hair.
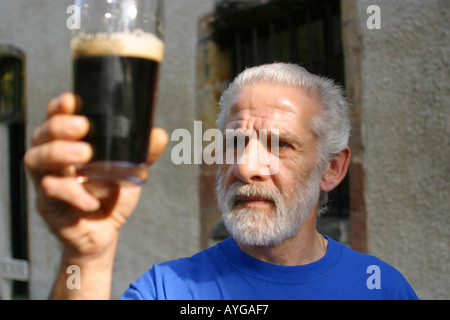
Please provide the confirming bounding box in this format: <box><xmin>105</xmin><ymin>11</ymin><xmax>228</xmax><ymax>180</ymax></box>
<box><xmin>216</xmin><ymin>63</ymin><xmax>351</xmax><ymax>215</ymax></box>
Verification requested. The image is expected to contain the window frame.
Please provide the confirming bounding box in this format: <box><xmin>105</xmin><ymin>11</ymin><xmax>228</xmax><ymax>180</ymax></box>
<box><xmin>0</xmin><ymin>43</ymin><xmax>29</xmax><ymax>298</ymax></box>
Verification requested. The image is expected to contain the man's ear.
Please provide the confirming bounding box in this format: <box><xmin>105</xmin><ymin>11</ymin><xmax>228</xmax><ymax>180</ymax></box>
<box><xmin>320</xmin><ymin>146</ymin><xmax>351</xmax><ymax>193</ymax></box>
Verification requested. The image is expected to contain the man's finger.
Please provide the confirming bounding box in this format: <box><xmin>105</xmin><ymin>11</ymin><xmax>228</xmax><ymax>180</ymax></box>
<box><xmin>39</xmin><ymin>175</ymin><xmax>101</xmax><ymax>212</ymax></box>
<box><xmin>24</xmin><ymin>140</ymin><xmax>93</xmax><ymax>173</ymax></box>
<box><xmin>47</xmin><ymin>93</ymin><xmax>79</xmax><ymax>118</ymax></box>
<box><xmin>32</xmin><ymin>115</ymin><xmax>90</xmax><ymax>146</ymax></box>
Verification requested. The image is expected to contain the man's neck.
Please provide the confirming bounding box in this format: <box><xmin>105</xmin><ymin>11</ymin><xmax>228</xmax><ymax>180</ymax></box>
<box><xmin>235</xmin><ymin>213</ymin><xmax>328</xmax><ymax>267</ymax></box>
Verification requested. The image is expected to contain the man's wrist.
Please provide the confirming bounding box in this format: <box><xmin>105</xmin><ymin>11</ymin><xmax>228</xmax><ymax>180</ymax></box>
<box><xmin>51</xmin><ymin>241</ymin><xmax>118</xmax><ymax>300</ymax></box>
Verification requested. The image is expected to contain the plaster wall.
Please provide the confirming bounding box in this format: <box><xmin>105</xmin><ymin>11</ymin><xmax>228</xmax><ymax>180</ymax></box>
<box><xmin>356</xmin><ymin>0</ymin><xmax>449</xmax><ymax>299</ymax></box>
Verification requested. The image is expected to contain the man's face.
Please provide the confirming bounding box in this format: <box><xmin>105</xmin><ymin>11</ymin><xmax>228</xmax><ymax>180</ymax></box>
<box><xmin>216</xmin><ymin>82</ymin><xmax>325</xmax><ymax>246</ymax></box>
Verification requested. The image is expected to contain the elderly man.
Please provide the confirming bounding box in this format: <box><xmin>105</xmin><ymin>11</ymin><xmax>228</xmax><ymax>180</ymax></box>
<box><xmin>24</xmin><ymin>63</ymin><xmax>417</xmax><ymax>299</ymax></box>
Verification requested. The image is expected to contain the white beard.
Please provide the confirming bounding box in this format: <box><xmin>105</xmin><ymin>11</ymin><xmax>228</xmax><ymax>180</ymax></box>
<box><xmin>215</xmin><ymin>166</ymin><xmax>323</xmax><ymax>247</ymax></box>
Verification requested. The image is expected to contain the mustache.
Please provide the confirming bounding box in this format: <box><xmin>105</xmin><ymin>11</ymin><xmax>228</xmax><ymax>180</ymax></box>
<box><xmin>227</xmin><ymin>182</ymin><xmax>281</xmax><ymax>206</ymax></box>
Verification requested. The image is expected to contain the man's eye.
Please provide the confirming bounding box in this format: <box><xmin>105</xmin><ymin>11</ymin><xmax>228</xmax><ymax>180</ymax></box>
<box><xmin>271</xmin><ymin>140</ymin><xmax>289</xmax><ymax>149</ymax></box>
<box><xmin>277</xmin><ymin>141</ymin><xmax>289</xmax><ymax>148</ymax></box>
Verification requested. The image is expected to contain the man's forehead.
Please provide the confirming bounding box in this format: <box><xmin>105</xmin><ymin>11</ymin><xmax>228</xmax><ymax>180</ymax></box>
<box><xmin>225</xmin><ymin>82</ymin><xmax>320</xmax><ymax>125</ymax></box>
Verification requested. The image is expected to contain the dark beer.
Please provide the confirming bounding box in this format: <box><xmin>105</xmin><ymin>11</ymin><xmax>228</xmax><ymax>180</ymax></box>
<box><xmin>72</xmin><ymin>32</ymin><xmax>164</xmax><ymax>184</ymax></box>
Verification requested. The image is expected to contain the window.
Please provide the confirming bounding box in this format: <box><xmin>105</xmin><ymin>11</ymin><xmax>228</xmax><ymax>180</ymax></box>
<box><xmin>0</xmin><ymin>43</ymin><xmax>28</xmax><ymax>299</ymax></box>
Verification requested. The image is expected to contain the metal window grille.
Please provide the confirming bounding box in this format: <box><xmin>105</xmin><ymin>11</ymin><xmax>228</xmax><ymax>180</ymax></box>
<box><xmin>213</xmin><ymin>0</ymin><xmax>344</xmax><ymax>84</ymax></box>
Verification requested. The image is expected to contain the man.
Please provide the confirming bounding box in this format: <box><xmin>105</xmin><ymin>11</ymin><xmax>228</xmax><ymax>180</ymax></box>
<box><xmin>24</xmin><ymin>63</ymin><xmax>418</xmax><ymax>299</ymax></box>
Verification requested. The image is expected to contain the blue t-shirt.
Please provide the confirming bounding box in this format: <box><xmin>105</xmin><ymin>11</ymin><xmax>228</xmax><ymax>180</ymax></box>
<box><xmin>121</xmin><ymin>236</ymin><xmax>418</xmax><ymax>300</ymax></box>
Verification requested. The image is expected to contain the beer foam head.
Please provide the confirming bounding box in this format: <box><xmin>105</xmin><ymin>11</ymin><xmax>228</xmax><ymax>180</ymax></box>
<box><xmin>71</xmin><ymin>31</ymin><xmax>164</xmax><ymax>62</ymax></box>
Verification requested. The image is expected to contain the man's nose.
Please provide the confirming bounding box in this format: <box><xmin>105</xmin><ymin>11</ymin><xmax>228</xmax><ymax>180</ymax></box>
<box><xmin>233</xmin><ymin>138</ymin><xmax>271</xmax><ymax>184</ymax></box>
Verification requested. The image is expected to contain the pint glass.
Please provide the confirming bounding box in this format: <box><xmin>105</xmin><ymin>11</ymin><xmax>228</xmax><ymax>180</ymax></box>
<box><xmin>71</xmin><ymin>0</ymin><xmax>164</xmax><ymax>185</ymax></box>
